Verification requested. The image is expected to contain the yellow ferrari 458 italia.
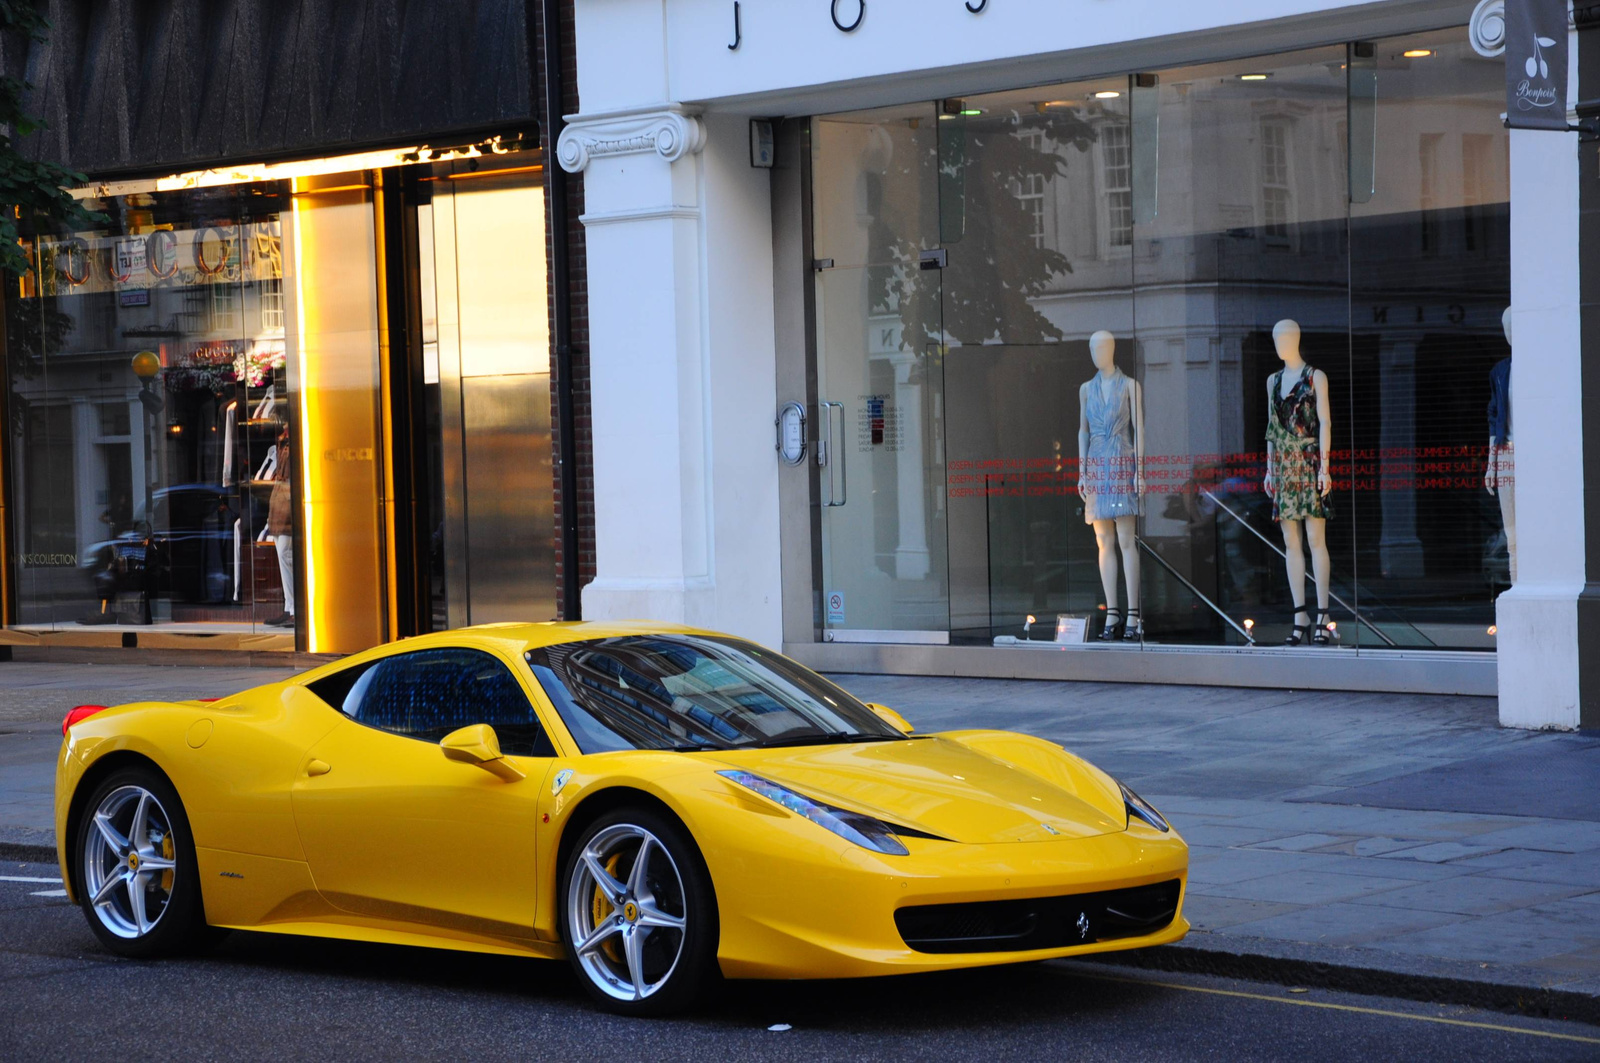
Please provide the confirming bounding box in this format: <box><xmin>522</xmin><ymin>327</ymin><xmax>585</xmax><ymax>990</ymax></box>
<box><xmin>55</xmin><ymin>622</ymin><xmax>1187</xmax><ymax>1014</ymax></box>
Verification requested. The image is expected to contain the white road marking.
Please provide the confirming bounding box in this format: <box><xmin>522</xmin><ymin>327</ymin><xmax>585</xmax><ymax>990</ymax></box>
<box><xmin>29</xmin><ymin>889</ymin><xmax>68</xmax><ymax>898</ymax></box>
<box><xmin>0</xmin><ymin>875</ymin><xmax>61</xmax><ymax>884</ymax></box>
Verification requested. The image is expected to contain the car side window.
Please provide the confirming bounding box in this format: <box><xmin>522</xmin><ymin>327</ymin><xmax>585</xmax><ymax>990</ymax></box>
<box><xmin>310</xmin><ymin>648</ymin><xmax>555</xmax><ymax>757</ymax></box>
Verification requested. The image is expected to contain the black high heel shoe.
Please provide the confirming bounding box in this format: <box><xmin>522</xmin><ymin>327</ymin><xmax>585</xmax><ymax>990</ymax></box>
<box><xmin>1312</xmin><ymin>610</ymin><xmax>1333</xmax><ymax>646</ymax></box>
<box><xmin>1098</xmin><ymin>607</ymin><xmax>1125</xmax><ymax>642</ymax></box>
<box><xmin>1122</xmin><ymin>608</ymin><xmax>1142</xmax><ymax>642</ymax></box>
<box><xmin>1284</xmin><ymin>608</ymin><xmax>1310</xmax><ymax>646</ymax></box>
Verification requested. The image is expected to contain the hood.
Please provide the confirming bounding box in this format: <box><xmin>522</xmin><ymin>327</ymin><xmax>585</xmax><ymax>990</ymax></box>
<box><xmin>706</xmin><ymin>736</ymin><xmax>1124</xmax><ymax>844</ymax></box>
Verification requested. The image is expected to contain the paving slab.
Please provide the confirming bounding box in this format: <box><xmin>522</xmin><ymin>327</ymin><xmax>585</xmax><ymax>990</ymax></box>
<box><xmin>1199</xmin><ymin>868</ymin><xmax>1420</xmax><ymax>906</ymax></box>
<box><xmin>1216</xmin><ymin>900</ymin><xmax>1468</xmax><ymax>948</ymax></box>
<box><xmin>1348</xmin><ymin>876</ymin><xmax>1592</xmax><ymax>917</ymax></box>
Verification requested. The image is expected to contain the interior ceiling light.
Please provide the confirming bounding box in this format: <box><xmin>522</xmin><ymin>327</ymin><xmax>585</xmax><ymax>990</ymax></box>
<box><xmin>1238</xmin><ymin>73</ymin><xmax>1271</xmax><ymax>81</ymax></box>
<box><xmin>1093</xmin><ymin>90</ymin><xmax>1121</xmax><ymax>99</ymax></box>
<box><xmin>73</xmin><ymin>134</ymin><xmax>530</xmax><ymax>199</ymax></box>
<box><xmin>1402</xmin><ymin>48</ymin><xmax>1434</xmax><ymax>58</ymax></box>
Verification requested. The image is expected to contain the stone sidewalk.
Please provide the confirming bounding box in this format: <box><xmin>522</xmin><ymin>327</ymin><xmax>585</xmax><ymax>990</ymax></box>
<box><xmin>3</xmin><ymin>660</ymin><xmax>1598</xmax><ymax>1012</ymax></box>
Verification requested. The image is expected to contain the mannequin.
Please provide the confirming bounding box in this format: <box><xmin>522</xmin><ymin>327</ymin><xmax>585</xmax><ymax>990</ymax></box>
<box><xmin>1077</xmin><ymin>330</ymin><xmax>1144</xmax><ymax>641</ymax></box>
<box><xmin>1485</xmin><ymin>307</ymin><xmax>1515</xmax><ymax>583</ymax></box>
<box><xmin>1262</xmin><ymin>319</ymin><xmax>1334</xmax><ymax>645</ymax></box>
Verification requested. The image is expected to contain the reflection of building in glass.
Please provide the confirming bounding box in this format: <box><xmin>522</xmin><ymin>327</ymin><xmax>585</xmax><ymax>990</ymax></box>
<box><xmin>0</xmin><ymin>3</ymin><xmax>588</xmax><ymax>657</ymax></box>
<box><xmin>811</xmin><ymin>32</ymin><xmax>1509</xmax><ymax>654</ymax></box>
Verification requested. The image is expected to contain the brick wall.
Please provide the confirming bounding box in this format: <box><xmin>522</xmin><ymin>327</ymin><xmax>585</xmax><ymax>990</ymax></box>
<box><xmin>536</xmin><ymin>0</ymin><xmax>596</xmax><ymax>618</ymax></box>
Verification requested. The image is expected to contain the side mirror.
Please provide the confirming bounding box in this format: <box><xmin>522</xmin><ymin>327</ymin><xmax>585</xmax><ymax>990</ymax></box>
<box><xmin>440</xmin><ymin>723</ymin><xmax>525</xmax><ymax>781</ymax></box>
<box><xmin>866</xmin><ymin>703</ymin><xmax>914</xmax><ymax>735</ymax></box>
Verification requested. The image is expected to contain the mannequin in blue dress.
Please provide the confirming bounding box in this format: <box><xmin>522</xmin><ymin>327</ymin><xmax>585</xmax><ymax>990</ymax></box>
<box><xmin>1076</xmin><ymin>330</ymin><xmax>1145</xmax><ymax>641</ymax></box>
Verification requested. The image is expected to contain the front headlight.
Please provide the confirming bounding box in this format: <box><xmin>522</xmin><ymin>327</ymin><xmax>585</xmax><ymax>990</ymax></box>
<box><xmin>718</xmin><ymin>770</ymin><xmax>909</xmax><ymax>855</ymax></box>
<box><xmin>1119</xmin><ymin>780</ymin><xmax>1170</xmax><ymax>832</ymax></box>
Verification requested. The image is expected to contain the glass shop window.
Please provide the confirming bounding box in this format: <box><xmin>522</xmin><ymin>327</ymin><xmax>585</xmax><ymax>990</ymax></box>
<box><xmin>6</xmin><ymin>184</ymin><xmax>297</xmax><ymax>639</ymax></box>
<box><xmin>807</xmin><ymin>23</ymin><xmax>1509</xmax><ymax>656</ymax></box>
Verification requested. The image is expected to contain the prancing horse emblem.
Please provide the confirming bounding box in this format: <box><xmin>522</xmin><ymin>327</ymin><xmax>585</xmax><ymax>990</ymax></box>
<box><xmin>1075</xmin><ymin>911</ymin><xmax>1092</xmax><ymax>940</ymax></box>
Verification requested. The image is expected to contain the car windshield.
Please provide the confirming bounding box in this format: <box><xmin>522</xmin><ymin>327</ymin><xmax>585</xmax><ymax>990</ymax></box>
<box><xmin>524</xmin><ymin>634</ymin><xmax>905</xmax><ymax>754</ymax></box>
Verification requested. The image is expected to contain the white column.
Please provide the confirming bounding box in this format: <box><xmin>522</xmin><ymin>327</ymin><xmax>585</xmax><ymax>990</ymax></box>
<box><xmin>1496</xmin><ymin>125</ymin><xmax>1584</xmax><ymax>730</ymax></box>
<box><xmin>889</xmin><ymin>351</ymin><xmax>930</xmax><ymax>580</ymax></box>
<box><xmin>558</xmin><ymin>108</ymin><xmax>782</xmax><ymax>646</ymax></box>
<box><xmin>71</xmin><ymin>397</ymin><xmax>97</xmax><ymax>557</ymax></box>
<box><xmin>1376</xmin><ymin>338</ymin><xmax>1422</xmax><ymax>579</ymax></box>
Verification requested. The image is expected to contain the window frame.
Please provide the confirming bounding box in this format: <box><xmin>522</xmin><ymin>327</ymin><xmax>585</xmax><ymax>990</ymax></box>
<box><xmin>1095</xmin><ymin>119</ymin><xmax>1135</xmax><ymax>257</ymax></box>
<box><xmin>1256</xmin><ymin>116</ymin><xmax>1297</xmax><ymax>251</ymax></box>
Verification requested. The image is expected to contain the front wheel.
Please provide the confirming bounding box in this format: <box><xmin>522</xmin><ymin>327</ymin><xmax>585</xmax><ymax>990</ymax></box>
<box><xmin>75</xmin><ymin>766</ymin><xmax>215</xmax><ymax>957</ymax></box>
<box><xmin>560</xmin><ymin>808</ymin><xmax>719</xmax><ymax>1015</ymax></box>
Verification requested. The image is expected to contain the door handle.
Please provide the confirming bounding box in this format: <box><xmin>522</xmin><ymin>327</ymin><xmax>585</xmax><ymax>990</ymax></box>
<box><xmin>818</xmin><ymin>400</ymin><xmax>846</xmax><ymax>507</ymax></box>
<box><xmin>306</xmin><ymin>759</ymin><xmax>332</xmax><ymax>777</ymax></box>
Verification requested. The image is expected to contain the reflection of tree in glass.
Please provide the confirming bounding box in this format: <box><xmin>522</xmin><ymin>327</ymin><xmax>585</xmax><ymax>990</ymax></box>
<box><xmin>870</xmin><ymin>108</ymin><xmax>1098</xmax><ymax>349</ymax></box>
<box><xmin>4</xmin><ymin>294</ymin><xmax>72</xmax><ymax>383</ymax></box>
<box><xmin>0</xmin><ymin>3</ymin><xmax>106</xmax><ymax>277</ymax></box>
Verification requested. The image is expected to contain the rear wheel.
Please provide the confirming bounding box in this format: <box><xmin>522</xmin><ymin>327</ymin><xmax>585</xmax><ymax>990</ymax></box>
<box><xmin>560</xmin><ymin>808</ymin><xmax>718</xmax><ymax>1015</ymax></box>
<box><xmin>75</xmin><ymin>766</ymin><xmax>215</xmax><ymax>957</ymax></box>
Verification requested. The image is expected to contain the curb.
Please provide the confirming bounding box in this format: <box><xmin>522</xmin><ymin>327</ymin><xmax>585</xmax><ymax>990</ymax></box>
<box><xmin>1090</xmin><ymin>936</ymin><xmax>1600</xmax><ymax>1027</ymax></box>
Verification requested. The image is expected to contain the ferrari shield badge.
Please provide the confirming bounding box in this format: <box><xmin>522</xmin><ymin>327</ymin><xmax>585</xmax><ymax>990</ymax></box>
<box><xmin>552</xmin><ymin>768</ymin><xmax>574</xmax><ymax>795</ymax></box>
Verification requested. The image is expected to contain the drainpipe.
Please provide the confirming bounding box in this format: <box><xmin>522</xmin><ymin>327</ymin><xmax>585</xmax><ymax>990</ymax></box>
<box><xmin>1577</xmin><ymin>5</ymin><xmax>1600</xmax><ymax>727</ymax></box>
<box><xmin>539</xmin><ymin>0</ymin><xmax>582</xmax><ymax>619</ymax></box>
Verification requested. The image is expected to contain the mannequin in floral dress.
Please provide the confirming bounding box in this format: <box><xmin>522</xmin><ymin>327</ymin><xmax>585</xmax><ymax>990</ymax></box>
<box><xmin>1263</xmin><ymin>319</ymin><xmax>1334</xmax><ymax>646</ymax></box>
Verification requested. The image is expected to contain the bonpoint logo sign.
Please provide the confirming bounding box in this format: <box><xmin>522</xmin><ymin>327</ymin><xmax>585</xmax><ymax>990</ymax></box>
<box><xmin>1505</xmin><ymin>0</ymin><xmax>1568</xmax><ymax>130</ymax></box>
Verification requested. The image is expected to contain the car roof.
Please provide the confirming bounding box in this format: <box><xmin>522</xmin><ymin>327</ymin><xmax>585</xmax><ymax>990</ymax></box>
<box><xmin>294</xmin><ymin>621</ymin><xmax>728</xmax><ymax>683</ymax></box>
<box><xmin>460</xmin><ymin>620</ymin><xmax>716</xmax><ymax>651</ymax></box>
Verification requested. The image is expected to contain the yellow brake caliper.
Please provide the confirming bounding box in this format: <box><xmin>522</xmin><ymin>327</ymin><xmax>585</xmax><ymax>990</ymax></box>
<box><xmin>592</xmin><ymin>853</ymin><xmax>624</xmax><ymax>964</ymax></box>
<box><xmin>160</xmin><ymin>833</ymin><xmax>175</xmax><ymax>893</ymax></box>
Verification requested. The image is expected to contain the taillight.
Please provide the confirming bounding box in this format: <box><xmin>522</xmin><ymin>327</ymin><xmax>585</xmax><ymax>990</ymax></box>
<box><xmin>62</xmin><ymin>705</ymin><xmax>110</xmax><ymax>735</ymax></box>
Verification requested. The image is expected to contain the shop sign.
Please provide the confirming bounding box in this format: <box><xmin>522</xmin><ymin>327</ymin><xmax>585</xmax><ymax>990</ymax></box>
<box><xmin>727</xmin><ymin>0</ymin><xmax>988</xmax><ymax>49</ymax></box>
<box><xmin>22</xmin><ymin>553</ymin><xmax>76</xmax><ymax>567</ymax></box>
<box><xmin>118</xmin><ymin>289</ymin><xmax>150</xmax><ymax>307</ymax></box>
<box><xmin>115</xmin><ymin>237</ymin><xmax>148</xmax><ymax>276</ymax></box>
<box><xmin>1505</xmin><ymin>0</ymin><xmax>1567</xmax><ymax>129</ymax></box>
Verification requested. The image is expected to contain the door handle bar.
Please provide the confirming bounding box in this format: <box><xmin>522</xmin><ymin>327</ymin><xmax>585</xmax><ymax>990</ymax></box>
<box><xmin>819</xmin><ymin>400</ymin><xmax>846</xmax><ymax>507</ymax></box>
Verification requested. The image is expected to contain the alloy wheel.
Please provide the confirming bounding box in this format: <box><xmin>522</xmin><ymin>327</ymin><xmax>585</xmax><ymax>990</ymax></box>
<box><xmin>566</xmin><ymin>823</ymin><xmax>689</xmax><ymax>1001</ymax></box>
<box><xmin>82</xmin><ymin>784</ymin><xmax>177</xmax><ymax>939</ymax></box>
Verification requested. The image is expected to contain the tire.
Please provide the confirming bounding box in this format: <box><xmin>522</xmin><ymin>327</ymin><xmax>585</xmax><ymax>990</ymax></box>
<box><xmin>74</xmin><ymin>765</ymin><xmax>216</xmax><ymax>958</ymax></box>
<box><xmin>559</xmin><ymin>807</ymin><xmax>719</xmax><ymax>1016</ymax></box>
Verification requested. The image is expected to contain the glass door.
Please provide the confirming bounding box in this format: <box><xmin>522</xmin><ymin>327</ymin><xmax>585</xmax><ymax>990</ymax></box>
<box><xmin>813</xmin><ymin>105</ymin><xmax>950</xmax><ymax>642</ymax></box>
<box><xmin>420</xmin><ymin>162</ymin><xmax>556</xmax><ymax>629</ymax></box>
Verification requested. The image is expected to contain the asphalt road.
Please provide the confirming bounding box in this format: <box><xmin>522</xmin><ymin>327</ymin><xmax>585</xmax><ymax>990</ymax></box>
<box><xmin>1</xmin><ymin>863</ymin><xmax>1596</xmax><ymax>1061</ymax></box>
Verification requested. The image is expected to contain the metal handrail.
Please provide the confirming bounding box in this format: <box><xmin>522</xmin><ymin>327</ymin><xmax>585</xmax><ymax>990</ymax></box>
<box><xmin>1134</xmin><ymin>537</ymin><xmax>1256</xmax><ymax>645</ymax></box>
<box><xmin>1198</xmin><ymin>489</ymin><xmax>1400</xmax><ymax>648</ymax></box>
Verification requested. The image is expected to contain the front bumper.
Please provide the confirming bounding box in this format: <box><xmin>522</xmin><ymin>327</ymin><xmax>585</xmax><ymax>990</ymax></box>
<box><xmin>709</xmin><ymin>823</ymin><xmax>1188</xmax><ymax>979</ymax></box>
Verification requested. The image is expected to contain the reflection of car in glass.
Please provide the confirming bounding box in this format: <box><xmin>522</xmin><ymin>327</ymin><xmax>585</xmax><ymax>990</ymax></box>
<box><xmin>56</xmin><ymin>623</ymin><xmax>1188</xmax><ymax>1016</ymax></box>
<box><xmin>79</xmin><ymin>484</ymin><xmax>241</xmax><ymax>605</ymax></box>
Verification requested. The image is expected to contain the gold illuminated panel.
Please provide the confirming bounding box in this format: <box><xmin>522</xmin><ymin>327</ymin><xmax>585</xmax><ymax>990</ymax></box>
<box><xmin>284</xmin><ymin>174</ymin><xmax>387</xmax><ymax>653</ymax></box>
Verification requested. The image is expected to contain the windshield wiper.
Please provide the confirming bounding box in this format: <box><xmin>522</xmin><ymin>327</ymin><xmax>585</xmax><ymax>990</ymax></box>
<box><xmin>745</xmin><ymin>731</ymin><xmax>904</xmax><ymax>750</ymax></box>
<box><xmin>669</xmin><ymin>741</ymin><xmax>724</xmax><ymax>752</ymax></box>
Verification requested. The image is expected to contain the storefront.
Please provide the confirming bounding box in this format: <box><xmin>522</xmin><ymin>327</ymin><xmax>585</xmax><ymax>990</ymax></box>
<box><xmin>559</xmin><ymin>1</ymin><xmax>1588</xmax><ymax>725</ymax></box>
<box><xmin>0</xmin><ymin>1</ymin><xmax>588</xmax><ymax>657</ymax></box>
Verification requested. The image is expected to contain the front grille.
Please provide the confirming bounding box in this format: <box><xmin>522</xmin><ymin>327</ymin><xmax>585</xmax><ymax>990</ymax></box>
<box><xmin>894</xmin><ymin>879</ymin><xmax>1181</xmax><ymax>954</ymax></box>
